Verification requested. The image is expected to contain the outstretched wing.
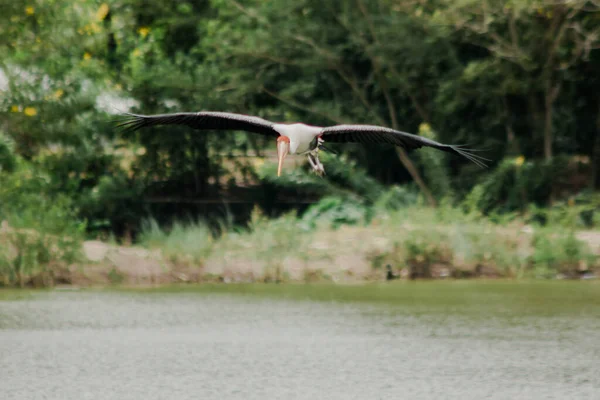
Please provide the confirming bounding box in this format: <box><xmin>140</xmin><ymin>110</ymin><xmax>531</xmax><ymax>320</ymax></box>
<box><xmin>321</xmin><ymin>124</ymin><xmax>489</xmax><ymax>168</ymax></box>
<box><xmin>116</xmin><ymin>111</ymin><xmax>279</xmax><ymax>137</ymax></box>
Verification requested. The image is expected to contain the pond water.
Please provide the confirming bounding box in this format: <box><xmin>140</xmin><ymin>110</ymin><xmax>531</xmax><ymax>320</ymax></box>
<box><xmin>1</xmin><ymin>282</ymin><xmax>599</xmax><ymax>400</ymax></box>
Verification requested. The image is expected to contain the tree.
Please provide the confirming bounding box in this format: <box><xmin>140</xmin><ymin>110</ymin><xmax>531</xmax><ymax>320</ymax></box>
<box><xmin>429</xmin><ymin>0</ymin><xmax>600</xmax><ymax>161</ymax></box>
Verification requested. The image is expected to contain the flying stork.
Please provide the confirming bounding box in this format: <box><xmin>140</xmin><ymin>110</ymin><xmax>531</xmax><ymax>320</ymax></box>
<box><xmin>117</xmin><ymin>111</ymin><xmax>488</xmax><ymax>176</ymax></box>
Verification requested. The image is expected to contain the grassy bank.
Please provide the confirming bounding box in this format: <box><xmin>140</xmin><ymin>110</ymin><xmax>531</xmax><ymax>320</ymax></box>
<box><xmin>138</xmin><ymin>204</ymin><xmax>599</xmax><ymax>283</ymax></box>
<box><xmin>1</xmin><ymin>201</ymin><xmax>599</xmax><ymax>288</ymax></box>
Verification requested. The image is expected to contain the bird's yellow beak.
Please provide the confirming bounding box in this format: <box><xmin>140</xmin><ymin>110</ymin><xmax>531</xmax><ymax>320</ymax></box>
<box><xmin>276</xmin><ymin>137</ymin><xmax>290</xmax><ymax>177</ymax></box>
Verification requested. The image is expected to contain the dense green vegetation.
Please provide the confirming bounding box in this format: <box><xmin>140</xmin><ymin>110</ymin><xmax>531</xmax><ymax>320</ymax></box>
<box><xmin>1</xmin><ymin>1</ymin><xmax>599</xmax><ymax>285</ymax></box>
<box><xmin>137</xmin><ymin>198</ymin><xmax>598</xmax><ymax>282</ymax></box>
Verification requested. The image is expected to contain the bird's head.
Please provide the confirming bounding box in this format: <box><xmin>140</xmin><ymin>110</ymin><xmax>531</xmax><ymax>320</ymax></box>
<box><xmin>276</xmin><ymin>136</ymin><xmax>290</xmax><ymax>177</ymax></box>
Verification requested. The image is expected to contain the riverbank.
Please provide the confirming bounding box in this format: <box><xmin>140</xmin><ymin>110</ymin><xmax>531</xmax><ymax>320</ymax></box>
<box><xmin>2</xmin><ymin>205</ymin><xmax>599</xmax><ymax>288</ymax></box>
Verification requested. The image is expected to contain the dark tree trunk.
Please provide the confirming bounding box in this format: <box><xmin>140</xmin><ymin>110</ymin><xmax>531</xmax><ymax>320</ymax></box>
<box><xmin>592</xmin><ymin>103</ymin><xmax>600</xmax><ymax>190</ymax></box>
<box><xmin>543</xmin><ymin>82</ymin><xmax>561</xmax><ymax>161</ymax></box>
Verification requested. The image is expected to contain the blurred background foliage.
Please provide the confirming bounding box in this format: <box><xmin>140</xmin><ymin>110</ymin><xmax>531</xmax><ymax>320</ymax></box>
<box><xmin>0</xmin><ymin>0</ymin><xmax>599</xmax><ymax>244</ymax></box>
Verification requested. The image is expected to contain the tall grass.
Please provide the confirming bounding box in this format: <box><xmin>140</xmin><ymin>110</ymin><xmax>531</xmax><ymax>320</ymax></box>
<box><xmin>137</xmin><ymin>199</ymin><xmax>598</xmax><ymax>282</ymax></box>
<box><xmin>200</xmin><ymin>208</ymin><xmax>320</xmax><ymax>282</ymax></box>
<box><xmin>138</xmin><ymin>218</ymin><xmax>214</xmax><ymax>266</ymax></box>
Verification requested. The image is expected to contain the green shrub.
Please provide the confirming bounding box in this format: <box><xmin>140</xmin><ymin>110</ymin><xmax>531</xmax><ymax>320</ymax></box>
<box><xmin>373</xmin><ymin>185</ymin><xmax>420</xmax><ymax>212</ymax></box>
<box><xmin>531</xmin><ymin>230</ymin><xmax>596</xmax><ymax>278</ymax></box>
<box><xmin>301</xmin><ymin>196</ymin><xmax>370</xmax><ymax>230</ymax></box>
<box><xmin>415</xmin><ymin>123</ymin><xmax>451</xmax><ymax>200</ymax></box>
<box><xmin>138</xmin><ymin>217</ymin><xmax>213</xmax><ymax>265</ymax></box>
<box><xmin>0</xmin><ymin>131</ymin><xmax>17</xmax><ymax>173</ymax></box>
<box><xmin>0</xmin><ymin>161</ymin><xmax>85</xmax><ymax>286</ymax></box>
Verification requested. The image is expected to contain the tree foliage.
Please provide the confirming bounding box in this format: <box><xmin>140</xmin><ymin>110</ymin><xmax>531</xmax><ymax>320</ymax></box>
<box><xmin>0</xmin><ymin>0</ymin><xmax>599</xmax><ymax>236</ymax></box>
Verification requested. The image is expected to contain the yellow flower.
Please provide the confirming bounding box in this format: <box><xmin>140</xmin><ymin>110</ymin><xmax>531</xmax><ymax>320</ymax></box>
<box><xmin>137</xmin><ymin>27</ymin><xmax>150</xmax><ymax>38</ymax></box>
<box><xmin>83</xmin><ymin>52</ymin><xmax>92</xmax><ymax>60</ymax></box>
<box><xmin>419</xmin><ymin>122</ymin><xmax>431</xmax><ymax>133</ymax></box>
<box><xmin>10</xmin><ymin>105</ymin><xmax>19</xmax><ymax>112</ymax></box>
<box><xmin>25</xmin><ymin>6</ymin><xmax>34</xmax><ymax>15</ymax></box>
<box><xmin>418</xmin><ymin>122</ymin><xmax>435</xmax><ymax>139</ymax></box>
<box><xmin>24</xmin><ymin>107</ymin><xmax>37</xmax><ymax>117</ymax></box>
<box><xmin>89</xmin><ymin>22</ymin><xmax>101</xmax><ymax>34</ymax></box>
<box><xmin>53</xmin><ymin>89</ymin><xmax>64</xmax><ymax>100</ymax></box>
<box><xmin>136</xmin><ymin>147</ymin><xmax>147</xmax><ymax>156</ymax></box>
<box><xmin>514</xmin><ymin>155</ymin><xmax>525</xmax><ymax>167</ymax></box>
<box><xmin>132</xmin><ymin>49</ymin><xmax>142</xmax><ymax>57</ymax></box>
<box><xmin>96</xmin><ymin>3</ymin><xmax>110</xmax><ymax>21</ymax></box>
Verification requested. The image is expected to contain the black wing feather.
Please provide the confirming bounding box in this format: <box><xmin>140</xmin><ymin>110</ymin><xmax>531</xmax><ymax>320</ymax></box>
<box><xmin>321</xmin><ymin>124</ymin><xmax>489</xmax><ymax>168</ymax></box>
<box><xmin>115</xmin><ymin>111</ymin><xmax>279</xmax><ymax>137</ymax></box>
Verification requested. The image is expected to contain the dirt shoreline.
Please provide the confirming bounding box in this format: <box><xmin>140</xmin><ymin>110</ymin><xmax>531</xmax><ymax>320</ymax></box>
<box><xmin>2</xmin><ymin>218</ymin><xmax>600</xmax><ymax>288</ymax></box>
<box><xmin>7</xmin><ymin>227</ymin><xmax>598</xmax><ymax>288</ymax></box>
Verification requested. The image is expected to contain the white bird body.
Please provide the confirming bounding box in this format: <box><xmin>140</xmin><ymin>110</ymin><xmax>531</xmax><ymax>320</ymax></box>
<box><xmin>272</xmin><ymin>123</ymin><xmax>322</xmax><ymax>154</ymax></box>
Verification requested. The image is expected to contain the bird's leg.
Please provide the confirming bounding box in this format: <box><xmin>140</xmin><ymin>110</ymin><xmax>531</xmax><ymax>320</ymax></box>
<box><xmin>307</xmin><ymin>152</ymin><xmax>318</xmax><ymax>170</ymax></box>
<box><xmin>305</xmin><ymin>134</ymin><xmax>326</xmax><ymax>176</ymax></box>
<box><xmin>307</xmin><ymin>150</ymin><xmax>325</xmax><ymax>177</ymax></box>
<box><xmin>315</xmin><ymin>137</ymin><xmax>327</xmax><ymax>175</ymax></box>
